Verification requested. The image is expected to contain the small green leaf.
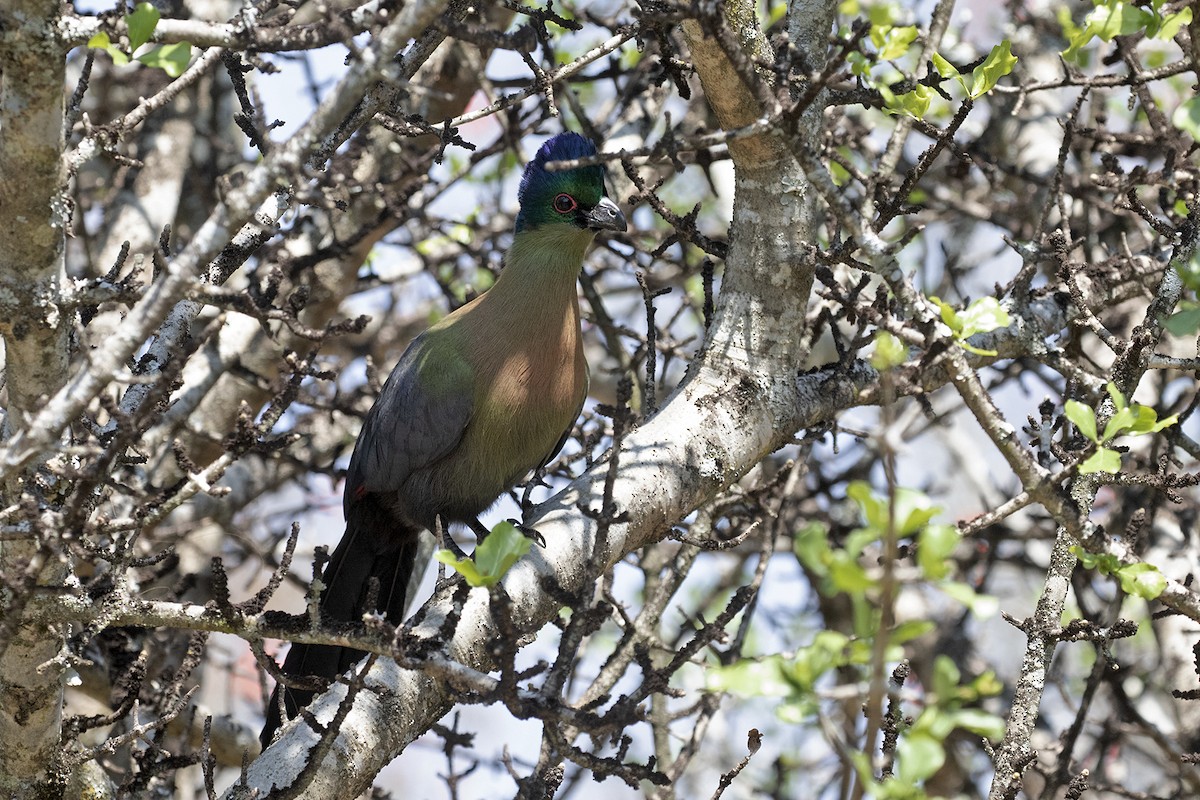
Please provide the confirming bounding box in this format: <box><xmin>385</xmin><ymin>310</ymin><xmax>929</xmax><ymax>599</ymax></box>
<box><xmin>1116</xmin><ymin>562</ymin><xmax>1166</xmax><ymax>599</ymax></box>
<box><xmin>877</xmin><ymin>25</ymin><xmax>919</xmax><ymax>61</ymax></box>
<box><xmin>932</xmin><ymin>296</ymin><xmax>1009</xmax><ymax>355</ymax></box>
<box><xmin>1106</xmin><ymin>381</ymin><xmax>1127</xmax><ymax>411</ymax></box>
<box><xmin>918</xmin><ymin>523</ymin><xmax>959</xmax><ymax>579</ymax></box>
<box><xmin>958</xmin><ymin>296</ymin><xmax>1011</xmax><ymax>338</ymax></box>
<box><xmin>1155</xmin><ymin>7</ymin><xmax>1192</xmax><ymax>40</ymax></box>
<box><xmin>932</xmin><ymin>654</ymin><xmax>960</xmax><ymax>699</ymax></box>
<box><xmin>794</xmin><ymin>521</ymin><xmax>832</xmax><ymax>577</ymax></box>
<box><xmin>896</xmin><ymin>731</ymin><xmax>946</xmax><ymax>784</ymax></box>
<box><xmin>931</xmin><ymin>52</ymin><xmax>958</xmax><ymax>78</ymax></box>
<box><xmin>1079</xmin><ymin>447</ymin><xmax>1121</xmax><ymax>474</ymax></box>
<box><xmin>87</xmin><ymin>31</ymin><xmax>130</xmax><ymax>65</ymax></box>
<box><xmin>1070</xmin><ymin>546</ymin><xmax>1121</xmax><ymax>574</ymax></box>
<box><xmin>1057</xmin><ymin>5</ymin><xmax>1083</xmax><ymax>49</ymax></box>
<box><xmin>940</xmin><ymin>581</ymin><xmax>999</xmax><ymax>617</ymax></box>
<box><xmin>137</xmin><ymin>42</ymin><xmax>191</xmax><ymax>77</ymax></box>
<box><xmin>434</xmin><ymin>549</ymin><xmax>486</xmax><ymax>585</ymax></box>
<box><xmin>472</xmin><ymin>521</ymin><xmax>533</xmax><ymax>581</ymax></box>
<box><xmin>872</xmin><ymin>330</ymin><xmax>907</xmax><ymax>370</ymax></box>
<box><xmin>930</xmin><ymin>296</ymin><xmax>962</xmax><ymax>334</ymax></box>
<box><xmin>1172</xmin><ymin>96</ymin><xmax>1200</xmax><ymax>143</ymax></box>
<box><xmin>891</xmin><ymin>620</ymin><xmax>936</xmax><ymax>645</ymax></box>
<box><xmin>1086</xmin><ymin>1</ymin><xmax>1152</xmax><ymax>42</ymax></box>
<box><xmin>830</xmin><ymin>160</ymin><xmax>851</xmax><ymax>186</ymax></box>
<box><xmin>434</xmin><ymin>521</ymin><xmax>532</xmax><ymax>587</ymax></box>
<box><xmin>1065</xmin><ymin>400</ymin><xmax>1098</xmax><ymax>442</ymax></box>
<box><xmin>786</xmin><ymin>630</ymin><xmax>851</xmax><ymax>689</ymax></box>
<box><xmin>126</xmin><ymin>2</ymin><xmax>161</xmax><ymax>52</ymax></box>
<box><xmin>968</xmin><ymin>40</ymin><xmax>1017</xmax><ymax>98</ymax></box>
<box><xmin>829</xmin><ymin>550</ymin><xmax>874</xmax><ymax>592</ymax></box>
<box><xmin>706</xmin><ymin>656</ymin><xmax>792</xmax><ymax>697</ymax></box>
<box><xmin>1072</xmin><ymin>548</ymin><xmax>1166</xmax><ymax>600</ymax></box>
<box><xmin>1147</xmin><ymin>413</ymin><xmax>1178</xmax><ymax>433</ymax></box>
<box><xmin>958</xmin><ymin>340</ymin><xmax>999</xmax><ymax>357</ymax></box>
<box><xmin>893</xmin><ymin>488</ymin><xmax>940</xmax><ymax>535</ymax></box>
<box><xmin>1126</xmin><ymin>406</ymin><xmax>1177</xmax><ymax>435</ymax></box>
<box><xmin>1165</xmin><ymin>305</ymin><xmax>1200</xmax><ymax>335</ymax></box>
<box><xmin>1101</xmin><ymin>406</ymin><xmax>1137</xmax><ymax>442</ymax></box>
<box><xmin>948</xmin><ymin>708</ymin><xmax>1006</xmax><ymax>740</ymax></box>
<box><xmin>886</xmin><ymin>84</ymin><xmax>932</xmax><ymax>118</ymax></box>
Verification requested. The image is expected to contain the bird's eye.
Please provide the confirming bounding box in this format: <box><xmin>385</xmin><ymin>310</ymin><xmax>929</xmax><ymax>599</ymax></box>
<box><xmin>553</xmin><ymin>193</ymin><xmax>577</xmax><ymax>214</ymax></box>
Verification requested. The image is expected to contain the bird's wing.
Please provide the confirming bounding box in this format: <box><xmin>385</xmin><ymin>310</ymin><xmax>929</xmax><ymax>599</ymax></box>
<box><xmin>344</xmin><ymin>331</ymin><xmax>474</xmax><ymax>501</ymax></box>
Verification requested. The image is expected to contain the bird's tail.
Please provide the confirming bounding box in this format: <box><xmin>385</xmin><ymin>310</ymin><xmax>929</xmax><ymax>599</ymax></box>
<box><xmin>260</xmin><ymin>495</ymin><xmax>420</xmax><ymax>747</ymax></box>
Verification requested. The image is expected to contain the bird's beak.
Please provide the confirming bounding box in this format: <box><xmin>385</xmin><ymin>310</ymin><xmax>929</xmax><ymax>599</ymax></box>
<box><xmin>585</xmin><ymin>196</ymin><xmax>627</xmax><ymax>233</ymax></box>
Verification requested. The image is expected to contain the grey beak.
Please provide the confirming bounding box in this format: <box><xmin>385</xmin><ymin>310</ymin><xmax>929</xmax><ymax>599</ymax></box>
<box><xmin>585</xmin><ymin>196</ymin><xmax>627</xmax><ymax>233</ymax></box>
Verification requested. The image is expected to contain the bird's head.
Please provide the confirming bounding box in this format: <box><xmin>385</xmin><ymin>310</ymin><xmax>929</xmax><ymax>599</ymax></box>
<box><xmin>515</xmin><ymin>133</ymin><xmax>627</xmax><ymax>235</ymax></box>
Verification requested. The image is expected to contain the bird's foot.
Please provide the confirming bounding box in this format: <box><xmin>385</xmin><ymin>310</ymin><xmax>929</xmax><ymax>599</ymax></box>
<box><xmin>439</xmin><ymin>533</ymin><xmax>472</xmax><ymax>561</ymax></box>
<box><xmin>467</xmin><ymin>517</ymin><xmax>545</xmax><ymax>549</ymax></box>
<box><xmin>507</xmin><ymin>519</ymin><xmax>545</xmax><ymax>548</ymax></box>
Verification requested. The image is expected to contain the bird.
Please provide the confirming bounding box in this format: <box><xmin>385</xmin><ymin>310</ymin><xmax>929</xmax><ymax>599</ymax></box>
<box><xmin>261</xmin><ymin>132</ymin><xmax>626</xmax><ymax>745</ymax></box>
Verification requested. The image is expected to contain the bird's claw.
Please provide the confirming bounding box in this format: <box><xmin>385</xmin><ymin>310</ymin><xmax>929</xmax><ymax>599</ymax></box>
<box><xmin>508</xmin><ymin>519</ymin><xmax>545</xmax><ymax>548</ymax></box>
<box><xmin>441</xmin><ymin>536</ymin><xmax>472</xmax><ymax>561</ymax></box>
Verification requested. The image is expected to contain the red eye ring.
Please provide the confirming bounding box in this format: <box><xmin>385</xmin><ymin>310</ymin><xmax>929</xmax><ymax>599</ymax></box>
<box><xmin>553</xmin><ymin>193</ymin><xmax>577</xmax><ymax>213</ymax></box>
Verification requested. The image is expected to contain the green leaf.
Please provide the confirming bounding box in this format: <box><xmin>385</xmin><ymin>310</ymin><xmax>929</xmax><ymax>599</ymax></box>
<box><xmin>930</xmin><ymin>296</ymin><xmax>962</xmax><ymax>334</ymax></box>
<box><xmin>473</xmin><ymin>521</ymin><xmax>533</xmax><ymax>581</ymax></box>
<box><xmin>434</xmin><ymin>549</ymin><xmax>486</xmax><ymax>585</ymax></box>
<box><xmin>872</xmin><ymin>330</ymin><xmax>907</xmax><ymax>370</ymax></box>
<box><xmin>1072</xmin><ymin>548</ymin><xmax>1166</xmax><ymax>600</ymax></box>
<box><xmin>893</xmin><ymin>488</ymin><xmax>940</xmax><ymax>535</ymax></box>
<box><xmin>1172</xmin><ymin>96</ymin><xmax>1200</xmax><ymax>143</ymax></box>
<box><xmin>918</xmin><ymin>523</ymin><xmax>959</xmax><ymax>579</ymax></box>
<box><xmin>1079</xmin><ymin>447</ymin><xmax>1121</xmax><ymax>474</ymax></box>
<box><xmin>706</xmin><ymin>656</ymin><xmax>792</xmax><ymax>697</ymax></box>
<box><xmin>958</xmin><ymin>296</ymin><xmax>1011</xmax><ymax>338</ymax></box>
<box><xmin>829</xmin><ymin>550</ymin><xmax>874</xmax><ymax>592</ymax></box>
<box><xmin>932</xmin><ymin>654</ymin><xmax>960</xmax><ymax>699</ymax></box>
<box><xmin>433</xmin><ymin>521</ymin><xmax>532</xmax><ymax>587</ymax></box>
<box><xmin>939</xmin><ymin>581</ymin><xmax>999</xmax><ymax>617</ymax></box>
<box><xmin>830</xmin><ymin>160</ymin><xmax>851</xmax><ymax>186</ymax></box>
<box><xmin>786</xmin><ymin>630</ymin><xmax>851</xmax><ymax>689</ymax></box>
<box><xmin>1126</xmin><ymin>405</ymin><xmax>1177</xmax><ymax>435</ymax></box>
<box><xmin>958</xmin><ymin>340</ymin><xmax>999</xmax><ymax>357</ymax></box>
<box><xmin>87</xmin><ymin>32</ymin><xmax>130</xmax><ymax>65</ymax></box>
<box><xmin>1100</xmin><ymin>406</ymin><xmax>1137</xmax><ymax>442</ymax></box>
<box><xmin>948</xmin><ymin>708</ymin><xmax>1006</xmax><ymax>740</ymax></box>
<box><xmin>932</xmin><ymin>296</ymin><xmax>1010</xmax><ymax>355</ymax></box>
<box><xmin>125</xmin><ymin>2</ymin><xmax>161</xmax><ymax>52</ymax></box>
<box><xmin>1155</xmin><ymin>6</ymin><xmax>1192</xmax><ymax>40</ymax></box>
<box><xmin>1065</xmin><ymin>400</ymin><xmax>1098</xmax><ymax>442</ymax></box>
<box><xmin>931</xmin><ymin>52</ymin><xmax>958</xmax><ymax>78</ymax></box>
<box><xmin>1148</xmin><ymin>413</ymin><xmax>1177</xmax><ymax>433</ymax></box>
<box><xmin>968</xmin><ymin>40</ymin><xmax>1017</xmax><ymax>98</ymax></box>
<box><xmin>896</xmin><ymin>731</ymin><xmax>945</xmax><ymax>784</ymax></box>
<box><xmin>1085</xmin><ymin>1</ymin><xmax>1152</xmax><ymax>42</ymax></box>
<box><xmin>1071</xmin><ymin>545</ymin><xmax>1121</xmax><ymax>574</ymax></box>
<box><xmin>1057</xmin><ymin>5</ymin><xmax>1083</xmax><ymax>47</ymax></box>
<box><xmin>1116</xmin><ymin>562</ymin><xmax>1167</xmax><ymax>599</ymax></box>
<box><xmin>794</xmin><ymin>521</ymin><xmax>832</xmax><ymax>577</ymax></box>
<box><xmin>137</xmin><ymin>42</ymin><xmax>191</xmax><ymax>77</ymax></box>
<box><xmin>891</xmin><ymin>619</ymin><xmax>936</xmax><ymax>645</ymax></box>
<box><xmin>873</xmin><ymin>24</ymin><xmax>919</xmax><ymax>61</ymax></box>
<box><xmin>886</xmin><ymin>84</ymin><xmax>932</xmax><ymax>118</ymax></box>
<box><xmin>847</xmin><ymin>481</ymin><xmax>887</xmax><ymax>530</ymax></box>
<box><xmin>1106</xmin><ymin>381</ymin><xmax>1127</xmax><ymax>411</ymax></box>
<box><xmin>1165</xmin><ymin>304</ymin><xmax>1200</xmax><ymax>335</ymax></box>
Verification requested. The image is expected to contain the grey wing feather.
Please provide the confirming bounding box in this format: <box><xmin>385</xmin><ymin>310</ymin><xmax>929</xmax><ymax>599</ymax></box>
<box><xmin>344</xmin><ymin>332</ymin><xmax>473</xmax><ymax>504</ymax></box>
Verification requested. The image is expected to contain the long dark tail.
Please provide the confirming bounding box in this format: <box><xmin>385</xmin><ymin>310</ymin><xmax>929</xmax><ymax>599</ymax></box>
<box><xmin>260</xmin><ymin>495</ymin><xmax>420</xmax><ymax>747</ymax></box>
